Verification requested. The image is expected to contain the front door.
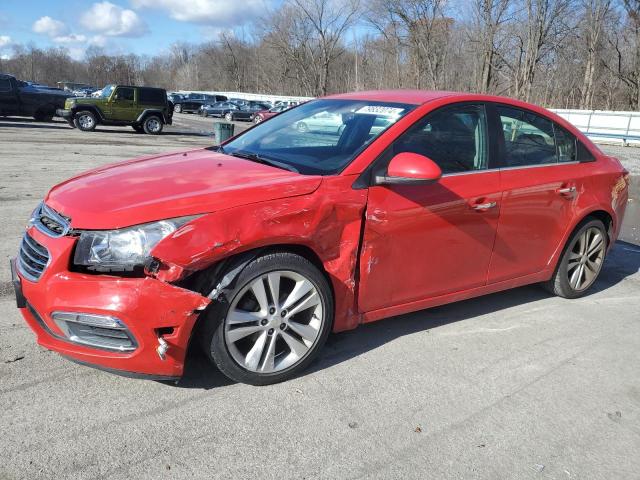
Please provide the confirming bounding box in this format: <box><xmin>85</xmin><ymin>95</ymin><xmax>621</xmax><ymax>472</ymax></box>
<box><xmin>358</xmin><ymin>103</ymin><xmax>502</xmax><ymax>313</ymax></box>
<box><xmin>107</xmin><ymin>87</ymin><xmax>136</xmax><ymax>122</ymax></box>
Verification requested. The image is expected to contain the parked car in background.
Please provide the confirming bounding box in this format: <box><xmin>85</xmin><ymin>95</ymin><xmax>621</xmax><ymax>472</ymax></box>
<box><xmin>174</xmin><ymin>93</ymin><xmax>227</xmax><ymax>113</ymax></box>
<box><xmin>227</xmin><ymin>101</ymin><xmax>272</xmax><ymax>122</ymax></box>
<box><xmin>199</xmin><ymin>101</ymin><xmax>243</xmax><ymax>118</ymax></box>
<box><xmin>274</xmin><ymin>100</ymin><xmax>300</xmax><ymax>108</ymax></box>
<box><xmin>253</xmin><ymin>104</ymin><xmax>290</xmax><ymax>123</ymax></box>
<box><xmin>167</xmin><ymin>93</ymin><xmax>183</xmax><ymax>103</ymax></box>
<box><xmin>295</xmin><ymin>110</ymin><xmax>344</xmax><ymax>133</ymax></box>
<box><xmin>56</xmin><ymin>84</ymin><xmax>173</xmax><ymax>134</ymax></box>
<box><xmin>0</xmin><ymin>73</ymin><xmax>73</xmax><ymax>121</ymax></box>
<box><xmin>72</xmin><ymin>87</ymin><xmax>97</xmax><ymax>97</ymax></box>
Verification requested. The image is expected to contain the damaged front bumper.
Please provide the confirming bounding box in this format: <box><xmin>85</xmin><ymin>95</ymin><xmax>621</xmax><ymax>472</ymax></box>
<box><xmin>15</xmin><ymin>227</ymin><xmax>210</xmax><ymax>379</ymax></box>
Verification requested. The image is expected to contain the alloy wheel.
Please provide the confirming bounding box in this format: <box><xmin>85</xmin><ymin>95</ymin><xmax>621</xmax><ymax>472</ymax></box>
<box><xmin>567</xmin><ymin>226</ymin><xmax>605</xmax><ymax>291</ymax></box>
<box><xmin>78</xmin><ymin>114</ymin><xmax>95</xmax><ymax>129</ymax></box>
<box><xmin>224</xmin><ymin>270</ymin><xmax>324</xmax><ymax>373</ymax></box>
<box><xmin>146</xmin><ymin>118</ymin><xmax>161</xmax><ymax>133</ymax></box>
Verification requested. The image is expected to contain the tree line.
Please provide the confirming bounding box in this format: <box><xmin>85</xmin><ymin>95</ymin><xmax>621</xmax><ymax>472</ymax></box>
<box><xmin>1</xmin><ymin>0</ymin><xmax>639</xmax><ymax>110</ymax></box>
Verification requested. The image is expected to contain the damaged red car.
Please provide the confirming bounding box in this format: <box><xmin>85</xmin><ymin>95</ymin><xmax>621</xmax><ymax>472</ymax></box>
<box><xmin>12</xmin><ymin>91</ymin><xmax>628</xmax><ymax>385</ymax></box>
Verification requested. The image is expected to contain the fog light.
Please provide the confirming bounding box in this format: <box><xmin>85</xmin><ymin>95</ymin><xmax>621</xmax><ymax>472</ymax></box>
<box><xmin>51</xmin><ymin>311</ymin><xmax>137</xmax><ymax>352</ymax></box>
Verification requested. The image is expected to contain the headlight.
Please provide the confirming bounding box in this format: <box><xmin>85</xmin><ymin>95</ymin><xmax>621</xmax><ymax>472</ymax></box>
<box><xmin>73</xmin><ymin>216</ymin><xmax>198</xmax><ymax>272</ymax></box>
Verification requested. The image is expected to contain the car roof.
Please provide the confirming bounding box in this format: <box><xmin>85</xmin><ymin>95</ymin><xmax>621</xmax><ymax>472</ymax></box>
<box><xmin>325</xmin><ymin>90</ymin><xmax>460</xmax><ymax>105</ymax></box>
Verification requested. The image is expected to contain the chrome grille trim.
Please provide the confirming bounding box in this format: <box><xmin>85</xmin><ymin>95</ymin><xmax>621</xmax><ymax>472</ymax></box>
<box><xmin>33</xmin><ymin>203</ymin><xmax>72</xmax><ymax>237</ymax></box>
<box><xmin>18</xmin><ymin>233</ymin><xmax>50</xmax><ymax>282</ymax></box>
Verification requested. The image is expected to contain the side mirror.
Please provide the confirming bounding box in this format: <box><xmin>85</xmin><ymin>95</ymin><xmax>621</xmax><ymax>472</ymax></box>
<box><xmin>375</xmin><ymin>152</ymin><xmax>442</xmax><ymax>185</ymax></box>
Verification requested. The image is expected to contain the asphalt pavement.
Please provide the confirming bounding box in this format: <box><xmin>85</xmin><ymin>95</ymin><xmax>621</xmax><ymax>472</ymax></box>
<box><xmin>0</xmin><ymin>114</ymin><xmax>639</xmax><ymax>480</ymax></box>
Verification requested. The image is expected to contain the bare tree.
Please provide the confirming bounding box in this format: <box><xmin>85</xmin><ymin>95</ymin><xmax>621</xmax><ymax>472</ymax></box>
<box><xmin>506</xmin><ymin>0</ymin><xmax>574</xmax><ymax>101</ymax></box>
<box><xmin>579</xmin><ymin>0</ymin><xmax>613</xmax><ymax>109</ymax></box>
<box><xmin>470</xmin><ymin>0</ymin><xmax>513</xmax><ymax>93</ymax></box>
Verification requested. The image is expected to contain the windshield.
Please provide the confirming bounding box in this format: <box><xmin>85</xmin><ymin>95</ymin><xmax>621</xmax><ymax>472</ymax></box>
<box><xmin>219</xmin><ymin>99</ymin><xmax>415</xmax><ymax>175</ymax></box>
<box><xmin>100</xmin><ymin>85</ymin><xmax>115</xmax><ymax>98</ymax></box>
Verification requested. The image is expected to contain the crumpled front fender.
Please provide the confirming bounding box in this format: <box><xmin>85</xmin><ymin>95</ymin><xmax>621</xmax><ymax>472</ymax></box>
<box><xmin>151</xmin><ymin>176</ymin><xmax>368</xmax><ymax>332</ymax></box>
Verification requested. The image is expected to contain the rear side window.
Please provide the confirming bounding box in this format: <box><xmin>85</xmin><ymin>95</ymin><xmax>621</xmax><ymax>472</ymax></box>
<box><xmin>139</xmin><ymin>88</ymin><xmax>165</xmax><ymax>104</ymax></box>
<box><xmin>497</xmin><ymin>106</ymin><xmax>556</xmax><ymax>167</ymax></box>
<box><xmin>0</xmin><ymin>78</ymin><xmax>12</xmax><ymax>92</ymax></box>
<box><xmin>389</xmin><ymin>104</ymin><xmax>489</xmax><ymax>174</ymax></box>
<box><xmin>554</xmin><ymin>126</ymin><xmax>577</xmax><ymax>163</ymax></box>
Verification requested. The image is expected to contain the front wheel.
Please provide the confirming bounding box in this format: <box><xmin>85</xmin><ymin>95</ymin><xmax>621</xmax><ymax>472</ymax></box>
<box><xmin>142</xmin><ymin>115</ymin><xmax>163</xmax><ymax>135</ymax></box>
<box><xmin>544</xmin><ymin>218</ymin><xmax>607</xmax><ymax>298</ymax></box>
<box><xmin>200</xmin><ymin>252</ymin><xmax>333</xmax><ymax>385</ymax></box>
<box><xmin>174</xmin><ymin>104</ymin><xmax>182</xmax><ymax>113</ymax></box>
<box><xmin>73</xmin><ymin>110</ymin><xmax>97</xmax><ymax>131</ymax></box>
<box><xmin>253</xmin><ymin>115</ymin><xmax>263</xmax><ymax>124</ymax></box>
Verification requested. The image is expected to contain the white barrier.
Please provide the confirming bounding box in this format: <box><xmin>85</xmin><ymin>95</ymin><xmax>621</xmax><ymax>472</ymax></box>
<box><xmin>550</xmin><ymin>109</ymin><xmax>640</xmax><ymax>147</ymax></box>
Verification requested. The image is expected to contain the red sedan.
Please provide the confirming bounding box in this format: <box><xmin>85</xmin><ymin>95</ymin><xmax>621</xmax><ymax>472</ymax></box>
<box><xmin>13</xmin><ymin>90</ymin><xmax>628</xmax><ymax>385</ymax></box>
<box><xmin>252</xmin><ymin>104</ymin><xmax>289</xmax><ymax>123</ymax></box>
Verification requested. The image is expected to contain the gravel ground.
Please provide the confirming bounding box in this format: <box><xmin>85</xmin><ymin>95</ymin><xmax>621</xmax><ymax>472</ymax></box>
<box><xmin>0</xmin><ymin>115</ymin><xmax>639</xmax><ymax>480</ymax></box>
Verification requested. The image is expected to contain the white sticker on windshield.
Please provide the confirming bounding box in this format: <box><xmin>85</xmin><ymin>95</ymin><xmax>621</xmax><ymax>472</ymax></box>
<box><xmin>355</xmin><ymin>105</ymin><xmax>404</xmax><ymax>116</ymax></box>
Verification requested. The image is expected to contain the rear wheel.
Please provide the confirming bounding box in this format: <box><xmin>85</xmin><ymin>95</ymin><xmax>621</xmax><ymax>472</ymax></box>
<box><xmin>73</xmin><ymin>110</ymin><xmax>97</xmax><ymax>131</ymax></box>
<box><xmin>224</xmin><ymin>112</ymin><xmax>233</xmax><ymax>122</ymax></box>
<box><xmin>253</xmin><ymin>115</ymin><xmax>263</xmax><ymax>124</ymax></box>
<box><xmin>174</xmin><ymin>103</ymin><xmax>182</xmax><ymax>113</ymax></box>
<box><xmin>544</xmin><ymin>218</ymin><xmax>607</xmax><ymax>298</ymax></box>
<box><xmin>200</xmin><ymin>252</ymin><xmax>333</xmax><ymax>385</ymax></box>
<box><xmin>142</xmin><ymin>115</ymin><xmax>163</xmax><ymax>135</ymax></box>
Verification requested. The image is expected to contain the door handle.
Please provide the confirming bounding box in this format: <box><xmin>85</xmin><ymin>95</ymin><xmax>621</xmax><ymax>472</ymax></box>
<box><xmin>556</xmin><ymin>186</ymin><xmax>577</xmax><ymax>196</ymax></box>
<box><xmin>472</xmin><ymin>201</ymin><xmax>497</xmax><ymax>211</ymax></box>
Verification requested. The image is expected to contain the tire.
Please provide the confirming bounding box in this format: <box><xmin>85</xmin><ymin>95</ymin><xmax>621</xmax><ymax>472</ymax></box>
<box><xmin>132</xmin><ymin>124</ymin><xmax>144</xmax><ymax>133</ymax></box>
<box><xmin>224</xmin><ymin>112</ymin><xmax>233</xmax><ymax>122</ymax></box>
<box><xmin>297</xmin><ymin>121</ymin><xmax>308</xmax><ymax>133</ymax></box>
<box><xmin>33</xmin><ymin>109</ymin><xmax>54</xmax><ymax>122</ymax></box>
<box><xmin>543</xmin><ymin>218</ymin><xmax>607</xmax><ymax>298</ymax></box>
<box><xmin>199</xmin><ymin>252</ymin><xmax>334</xmax><ymax>385</ymax></box>
<box><xmin>253</xmin><ymin>115</ymin><xmax>263</xmax><ymax>124</ymax></box>
<box><xmin>142</xmin><ymin>115</ymin><xmax>163</xmax><ymax>135</ymax></box>
<box><xmin>174</xmin><ymin>103</ymin><xmax>182</xmax><ymax>113</ymax></box>
<box><xmin>73</xmin><ymin>110</ymin><xmax>97</xmax><ymax>131</ymax></box>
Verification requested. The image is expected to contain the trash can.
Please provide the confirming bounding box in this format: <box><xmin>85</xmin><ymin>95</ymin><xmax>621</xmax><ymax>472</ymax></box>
<box><xmin>214</xmin><ymin>122</ymin><xmax>235</xmax><ymax>143</ymax></box>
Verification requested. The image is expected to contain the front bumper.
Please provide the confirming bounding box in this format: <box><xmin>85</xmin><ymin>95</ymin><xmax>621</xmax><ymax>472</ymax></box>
<box><xmin>15</xmin><ymin>227</ymin><xmax>210</xmax><ymax>379</ymax></box>
<box><xmin>56</xmin><ymin>109</ymin><xmax>72</xmax><ymax>119</ymax></box>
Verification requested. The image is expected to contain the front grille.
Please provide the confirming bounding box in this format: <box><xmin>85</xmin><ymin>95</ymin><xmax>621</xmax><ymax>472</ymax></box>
<box><xmin>18</xmin><ymin>233</ymin><xmax>50</xmax><ymax>282</ymax></box>
<box><xmin>34</xmin><ymin>203</ymin><xmax>71</xmax><ymax>237</ymax></box>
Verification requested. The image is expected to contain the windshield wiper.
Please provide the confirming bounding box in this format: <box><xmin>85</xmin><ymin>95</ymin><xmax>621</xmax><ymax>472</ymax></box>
<box><xmin>228</xmin><ymin>150</ymin><xmax>299</xmax><ymax>173</ymax></box>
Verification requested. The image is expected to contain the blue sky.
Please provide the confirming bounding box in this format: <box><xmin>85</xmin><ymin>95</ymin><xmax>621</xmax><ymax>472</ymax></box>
<box><xmin>0</xmin><ymin>0</ymin><xmax>275</xmax><ymax>59</ymax></box>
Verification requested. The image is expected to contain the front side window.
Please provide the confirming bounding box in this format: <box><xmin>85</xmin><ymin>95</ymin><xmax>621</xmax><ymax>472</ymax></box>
<box><xmin>498</xmin><ymin>106</ymin><xmax>557</xmax><ymax>167</ymax></box>
<box><xmin>384</xmin><ymin>104</ymin><xmax>489</xmax><ymax>174</ymax></box>
<box><xmin>220</xmin><ymin>99</ymin><xmax>415</xmax><ymax>175</ymax></box>
<box><xmin>114</xmin><ymin>87</ymin><xmax>135</xmax><ymax>101</ymax></box>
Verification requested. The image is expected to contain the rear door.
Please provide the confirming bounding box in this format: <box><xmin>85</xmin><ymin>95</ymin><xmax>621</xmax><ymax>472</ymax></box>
<box><xmin>487</xmin><ymin>104</ymin><xmax>589</xmax><ymax>283</ymax></box>
<box><xmin>359</xmin><ymin>103</ymin><xmax>502</xmax><ymax>312</ymax></box>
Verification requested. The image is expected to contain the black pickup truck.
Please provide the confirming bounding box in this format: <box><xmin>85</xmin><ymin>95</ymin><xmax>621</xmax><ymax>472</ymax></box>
<box><xmin>0</xmin><ymin>74</ymin><xmax>73</xmax><ymax>121</ymax></box>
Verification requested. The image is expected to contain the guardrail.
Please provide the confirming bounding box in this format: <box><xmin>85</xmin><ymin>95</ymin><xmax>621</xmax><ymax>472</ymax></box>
<box><xmin>550</xmin><ymin>109</ymin><xmax>640</xmax><ymax>146</ymax></box>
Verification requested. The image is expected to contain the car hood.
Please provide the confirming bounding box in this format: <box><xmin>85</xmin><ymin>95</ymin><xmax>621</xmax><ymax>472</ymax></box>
<box><xmin>45</xmin><ymin>149</ymin><xmax>322</xmax><ymax>229</ymax></box>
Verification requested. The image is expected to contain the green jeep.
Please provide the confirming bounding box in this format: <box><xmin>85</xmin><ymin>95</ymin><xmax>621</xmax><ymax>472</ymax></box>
<box><xmin>57</xmin><ymin>84</ymin><xmax>173</xmax><ymax>134</ymax></box>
